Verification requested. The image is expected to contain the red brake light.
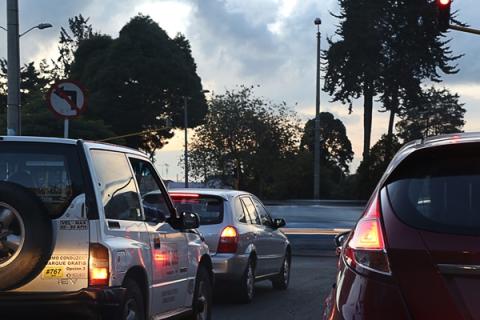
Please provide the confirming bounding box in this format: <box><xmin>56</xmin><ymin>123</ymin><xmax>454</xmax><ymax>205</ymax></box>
<box><xmin>89</xmin><ymin>243</ymin><xmax>110</xmax><ymax>287</ymax></box>
<box><xmin>217</xmin><ymin>226</ymin><xmax>238</xmax><ymax>254</ymax></box>
<box><xmin>344</xmin><ymin>195</ymin><xmax>391</xmax><ymax>275</ymax></box>
<box><xmin>349</xmin><ymin>219</ymin><xmax>384</xmax><ymax>250</ymax></box>
<box><xmin>170</xmin><ymin>193</ymin><xmax>200</xmax><ymax>198</ymax></box>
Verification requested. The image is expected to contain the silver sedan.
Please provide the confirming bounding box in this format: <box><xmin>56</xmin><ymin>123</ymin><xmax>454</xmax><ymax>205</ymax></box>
<box><xmin>170</xmin><ymin>189</ymin><xmax>291</xmax><ymax>303</ymax></box>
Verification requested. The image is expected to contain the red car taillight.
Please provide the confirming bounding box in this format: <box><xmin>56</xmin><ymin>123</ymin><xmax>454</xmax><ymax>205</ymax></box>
<box><xmin>217</xmin><ymin>226</ymin><xmax>239</xmax><ymax>254</ymax></box>
<box><xmin>89</xmin><ymin>243</ymin><xmax>110</xmax><ymax>287</ymax></box>
<box><xmin>344</xmin><ymin>195</ymin><xmax>391</xmax><ymax>275</ymax></box>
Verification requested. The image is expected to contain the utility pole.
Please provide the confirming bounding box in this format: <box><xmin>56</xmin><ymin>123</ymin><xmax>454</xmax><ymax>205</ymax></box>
<box><xmin>183</xmin><ymin>96</ymin><xmax>189</xmax><ymax>188</ymax></box>
<box><xmin>314</xmin><ymin>18</ymin><xmax>322</xmax><ymax>200</ymax></box>
<box><xmin>6</xmin><ymin>0</ymin><xmax>20</xmax><ymax>136</ymax></box>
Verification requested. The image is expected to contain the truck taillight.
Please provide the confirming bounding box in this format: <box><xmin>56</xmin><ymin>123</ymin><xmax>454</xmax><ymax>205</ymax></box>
<box><xmin>344</xmin><ymin>195</ymin><xmax>391</xmax><ymax>275</ymax></box>
<box><xmin>89</xmin><ymin>243</ymin><xmax>109</xmax><ymax>287</ymax></box>
<box><xmin>217</xmin><ymin>226</ymin><xmax>238</xmax><ymax>254</ymax></box>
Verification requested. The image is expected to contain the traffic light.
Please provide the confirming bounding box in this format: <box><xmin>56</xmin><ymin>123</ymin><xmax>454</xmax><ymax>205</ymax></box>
<box><xmin>436</xmin><ymin>0</ymin><xmax>452</xmax><ymax>32</ymax></box>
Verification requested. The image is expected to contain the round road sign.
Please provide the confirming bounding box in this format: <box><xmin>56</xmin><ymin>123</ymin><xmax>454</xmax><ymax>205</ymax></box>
<box><xmin>47</xmin><ymin>80</ymin><xmax>87</xmax><ymax>118</ymax></box>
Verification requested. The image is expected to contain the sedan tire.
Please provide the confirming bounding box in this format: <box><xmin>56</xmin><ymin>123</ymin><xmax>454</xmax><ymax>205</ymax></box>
<box><xmin>237</xmin><ymin>258</ymin><xmax>255</xmax><ymax>304</ymax></box>
<box><xmin>272</xmin><ymin>251</ymin><xmax>291</xmax><ymax>290</ymax></box>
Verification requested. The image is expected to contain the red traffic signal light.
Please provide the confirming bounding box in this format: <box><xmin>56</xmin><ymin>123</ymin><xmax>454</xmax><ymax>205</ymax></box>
<box><xmin>436</xmin><ymin>0</ymin><xmax>452</xmax><ymax>32</ymax></box>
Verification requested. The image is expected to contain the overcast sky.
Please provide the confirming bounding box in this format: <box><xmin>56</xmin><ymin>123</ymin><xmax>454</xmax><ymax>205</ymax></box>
<box><xmin>1</xmin><ymin>0</ymin><xmax>479</xmax><ymax>181</ymax></box>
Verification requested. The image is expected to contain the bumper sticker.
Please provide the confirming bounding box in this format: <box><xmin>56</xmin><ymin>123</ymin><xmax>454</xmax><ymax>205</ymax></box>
<box><xmin>43</xmin><ymin>254</ymin><xmax>88</xmax><ymax>279</ymax></box>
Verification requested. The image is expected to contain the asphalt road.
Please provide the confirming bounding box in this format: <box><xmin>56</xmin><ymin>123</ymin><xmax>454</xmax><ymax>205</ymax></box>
<box><xmin>212</xmin><ymin>256</ymin><xmax>338</xmax><ymax>320</ymax></box>
<box><xmin>268</xmin><ymin>204</ymin><xmax>364</xmax><ymax>256</ymax></box>
<box><xmin>211</xmin><ymin>204</ymin><xmax>362</xmax><ymax>320</ymax></box>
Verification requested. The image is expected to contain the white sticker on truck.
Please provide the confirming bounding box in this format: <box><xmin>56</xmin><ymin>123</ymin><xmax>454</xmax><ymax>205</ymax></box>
<box><xmin>59</xmin><ymin>220</ymin><xmax>88</xmax><ymax>231</ymax></box>
<box><xmin>42</xmin><ymin>254</ymin><xmax>88</xmax><ymax>279</ymax></box>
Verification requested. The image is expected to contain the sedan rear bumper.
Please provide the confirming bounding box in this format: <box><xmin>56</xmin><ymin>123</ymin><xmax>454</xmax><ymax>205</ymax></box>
<box><xmin>211</xmin><ymin>253</ymin><xmax>250</xmax><ymax>282</ymax></box>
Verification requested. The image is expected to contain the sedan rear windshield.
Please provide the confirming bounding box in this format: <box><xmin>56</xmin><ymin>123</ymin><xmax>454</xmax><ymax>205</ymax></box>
<box><xmin>386</xmin><ymin>143</ymin><xmax>480</xmax><ymax>236</ymax></box>
<box><xmin>0</xmin><ymin>142</ymin><xmax>84</xmax><ymax>218</ymax></box>
<box><xmin>170</xmin><ymin>194</ymin><xmax>224</xmax><ymax>225</ymax></box>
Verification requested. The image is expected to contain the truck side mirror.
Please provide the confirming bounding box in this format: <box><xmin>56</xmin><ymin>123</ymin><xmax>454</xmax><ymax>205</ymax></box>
<box><xmin>179</xmin><ymin>211</ymin><xmax>200</xmax><ymax>230</ymax></box>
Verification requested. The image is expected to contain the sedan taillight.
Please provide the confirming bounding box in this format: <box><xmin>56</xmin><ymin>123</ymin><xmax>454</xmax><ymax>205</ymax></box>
<box><xmin>344</xmin><ymin>195</ymin><xmax>391</xmax><ymax>275</ymax></box>
<box><xmin>217</xmin><ymin>226</ymin><xmax>239</xmax><ymax>254</ymax></box>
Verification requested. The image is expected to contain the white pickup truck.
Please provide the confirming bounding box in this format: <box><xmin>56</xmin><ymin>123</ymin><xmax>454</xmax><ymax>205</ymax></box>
<box><xmin>0</xmin><ymin>136</ymin><xmax>213</xmax><ymax>320</ymax></box>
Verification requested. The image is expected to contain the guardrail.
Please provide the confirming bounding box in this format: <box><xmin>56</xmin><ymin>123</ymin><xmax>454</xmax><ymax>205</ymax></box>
<box><xmin>264</xmin><ymin>199</ymin><xmax>367</xmax><ymax>207</ymax></box>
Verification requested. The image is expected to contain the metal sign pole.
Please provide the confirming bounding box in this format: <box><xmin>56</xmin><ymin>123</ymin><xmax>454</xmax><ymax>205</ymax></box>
<box><xmin>449</xmin><ymin>24</ymin><xmax>480</xmax><ymax>36</ymax></box>
<box><xmin>64</xmin><ymin>119</ymin><xmax>69</xmax><ymax>138</ymax></box>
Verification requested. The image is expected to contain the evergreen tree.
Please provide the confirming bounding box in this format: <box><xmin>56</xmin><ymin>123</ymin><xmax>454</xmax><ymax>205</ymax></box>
<box><xmin>324</xmin><ymin>0</ymin><xmax>385</xmax><ymax>160</ymax></box>
<box><xmin>396</xmin><ymin>87</ymin><xmax>465</xmax><ymax>142</ymax></box>
<box><xmin>379</xmin><ymin>0</ymin><xmax>462</xmax><ymax>138</ymax></box>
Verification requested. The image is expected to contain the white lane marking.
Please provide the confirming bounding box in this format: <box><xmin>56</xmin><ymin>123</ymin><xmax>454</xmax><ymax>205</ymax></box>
<box><xmin>280</xmin><ymin>228</ymin><xmax>351</xmax><ymax>235</ymax></box>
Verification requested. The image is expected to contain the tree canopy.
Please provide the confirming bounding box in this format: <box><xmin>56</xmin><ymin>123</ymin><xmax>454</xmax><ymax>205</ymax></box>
<box><xmin>300</xmin><ymin>112</ymin><xmax>353</xmax><ymax>175</ymax></box>
<box><xmin>355</xmin><ymin>134</ymin><xmax>401</xmax><ymax>199</ymax></box>
<box><xmin>70</xmin><ymin>14</ymin><xmax>207</xmax><ymax>156</ymax></box>
<box><xmin>396</xmin><ymin>87</ymin><xmax>465</xmax><ymax>142</ymax></box>
<box><xmin>0</xmin><ymin>14</ymin><xmax>207</xmax><ymax>157</ymax></box>
<box><xmin>324</xmin><ymin>0</ymin><xmax>462</xmax><ymax>159</ymax></box>
<box><xmin>188</xmin><ymin>86</ymin><xmax>301</xmax><ymax>198</ymax></box>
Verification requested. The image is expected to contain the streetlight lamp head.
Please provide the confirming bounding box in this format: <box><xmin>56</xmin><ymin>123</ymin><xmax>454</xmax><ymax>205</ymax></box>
<box><xmin>37</xmin><ymin>23</ymin><xmax>53</xmax><ymax>30</ymax></box>
<box><xmin>314</xmin><ymin>18</ymin><xmax>322</xmax><ymax>25</ymax></box>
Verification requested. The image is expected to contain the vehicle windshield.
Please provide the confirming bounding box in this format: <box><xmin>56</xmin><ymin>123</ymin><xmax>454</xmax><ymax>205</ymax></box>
<box><xmin>170</xmin><ymin>194</ymin><xmax>224</xmax><ymax>225</ymax></box>
<box><xmin>0</xmin><ymin>142</ymin><xmax>84</xmax><ymax>217</ymax></box>
<box><xmin>386</xmin><ymin>143</ymin><xmax>480</xmax><ymax>236</ymax></box>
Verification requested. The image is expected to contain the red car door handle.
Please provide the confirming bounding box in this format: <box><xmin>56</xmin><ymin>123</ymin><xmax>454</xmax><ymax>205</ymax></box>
<box><xmin>437</xmin><ymin>264</ymin><xmax>480</xmax><ymax>276</ymax></box>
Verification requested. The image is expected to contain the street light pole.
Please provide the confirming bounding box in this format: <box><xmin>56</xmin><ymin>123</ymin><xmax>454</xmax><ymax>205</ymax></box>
<box><xmin>314</xmin><ymin>18</ymin><xmax>322</xmax><ymax>200</ymax></box>
<box><xmin>6</xmin><ymin>0</ymin><xmax>20</xmax><ymax>136</ymax></box>
<box><xmin>183</xmin><ymin>90</ymin><xmax>210</xmax><ymax>188</ymax></box>
<box><xmin>183</xmin><ymin>96</ymin><xmax>189</xmax><ymax>188</ymax></box>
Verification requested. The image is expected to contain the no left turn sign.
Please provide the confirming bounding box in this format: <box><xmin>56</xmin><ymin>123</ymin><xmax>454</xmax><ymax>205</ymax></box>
<box><xmin>47</xmin><ymin>80</ymin><xmax>87</xmax><ymax>118</ymax></box>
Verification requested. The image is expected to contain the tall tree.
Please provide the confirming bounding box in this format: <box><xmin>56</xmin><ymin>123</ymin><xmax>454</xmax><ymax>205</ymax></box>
<box><xmin>188</xmin><ymin>86</ymin><xmax>301</xmax><ymax>198</ymax></box>
<box><xmin>396</xmin><ymin>87</ymin><xmax>465</xmax><ymax>142</ymax></box>
<box><xmin>71</xmin><ymin>15</ymin><xmax>208</xmax><ymax>156</ymax></box>
<box><xmin>324</xmin><ymin>0</ymin><xmax>385</xmax><ymax>160</ymax></box>
<box><xmin>53</xmin><ymin>14</ymin><xmax>94</xmax><ymax>79</ymax></box>
<box><xmin>379</xmin><ymin>0</ymin><xmax>462</xmax><ymax>139</ymax></box>
<box><xmin>300</xmin><ymin>112</ymin><xmax>354</xmax><ymax>175</ymax></box>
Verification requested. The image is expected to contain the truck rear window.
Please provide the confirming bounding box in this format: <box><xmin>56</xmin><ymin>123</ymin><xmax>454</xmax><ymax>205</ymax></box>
<box><xmin>386</xmin><ymin>143</ymin><xmax>480</xmax><ymax>236</ymax></box>
<box><xmin>0</xmin><ymin>142</ymin><xmax>84</xmax><ymax>218</ymax></box>
<box><xmin>170</xmin><ymin>193</ymin><xmax>224</xmax><ymax>225</ymax></box>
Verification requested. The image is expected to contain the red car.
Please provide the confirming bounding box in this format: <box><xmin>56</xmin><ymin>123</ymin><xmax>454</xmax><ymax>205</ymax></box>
<box><xmin>324</xmin><ymin>133</ymin><xmax>480</xmax><ymax>320</ymax></box>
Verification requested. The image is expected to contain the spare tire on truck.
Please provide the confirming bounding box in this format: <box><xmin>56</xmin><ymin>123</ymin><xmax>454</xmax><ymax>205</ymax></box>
<box><xmin>0</xmin><ymin>182</ymin><xmax>53</xmax><ymax>291</ymax></box>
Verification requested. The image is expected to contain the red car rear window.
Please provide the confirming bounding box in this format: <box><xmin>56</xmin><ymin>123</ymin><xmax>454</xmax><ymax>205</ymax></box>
<box><xmin>386</xmin><ymin>143</ymin><xmax>480</xmax><ymax>236</ymax></box>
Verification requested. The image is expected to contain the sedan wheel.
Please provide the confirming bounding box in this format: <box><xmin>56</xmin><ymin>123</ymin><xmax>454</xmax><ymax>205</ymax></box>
<box><xmin>238</xmin><ymin>259</ymin><xmax>255</xmax><ymax>303</ymax></box>
<box><xmin>272</xmin><ymin>252</ymin><xmax>291</xmax><ymax>290</ymax></box>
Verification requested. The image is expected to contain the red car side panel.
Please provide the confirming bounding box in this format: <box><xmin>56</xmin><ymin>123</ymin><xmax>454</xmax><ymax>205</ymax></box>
<box><xmin>329</xmin><ymin>258</ymin><xmax>409</xmax><ymax>320</ymax></box>
<box><xmin>381</xmin><ymin>190</ymin><xmax>464</xmax><ymax>320</ymax></box>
